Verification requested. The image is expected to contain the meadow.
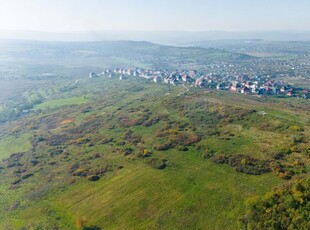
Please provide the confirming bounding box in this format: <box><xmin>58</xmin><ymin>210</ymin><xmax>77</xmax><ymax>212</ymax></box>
<box><xmin>0</xmin><ymin>40</ymin><xmax>309</xmax><ymax>229</ymax></box>
<box><xmin>0</xmin><ymin>75</ymin><xmax>308</xmax><ymax>229</ymax></box>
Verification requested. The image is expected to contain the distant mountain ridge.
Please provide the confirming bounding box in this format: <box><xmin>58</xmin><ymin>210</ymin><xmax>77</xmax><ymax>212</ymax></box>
<box><xmin>1</xmin><ymin>30</ymin><xmax>310</xmax><ymax>44</ymax></box>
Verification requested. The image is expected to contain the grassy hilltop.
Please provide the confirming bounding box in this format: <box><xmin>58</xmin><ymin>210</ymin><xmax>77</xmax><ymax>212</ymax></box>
<box><xmin>0</xmin><ymin>40</ymin><xmax>309</xmax><ymax>229</ymax></box>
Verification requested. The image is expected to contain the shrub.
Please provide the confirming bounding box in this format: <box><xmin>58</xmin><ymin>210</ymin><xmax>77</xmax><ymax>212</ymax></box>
<box><xmin>212</xmin><ymin>154</ymin><xmax>229</xmax><ymax>164</ymax></box>
<box><xmin>61</xmin><ymin>119</ymin><xmax>74</xmax><ymax>126</ymax></box>
<box><xmin>292</xmin><ymin>135</ymin><xmax>304</xmax><ymax>144</ymax></box>
<box><xmin>11</xmin><ymin>179</ymin><xmax>22</xmax><ymax>185</ymax></box>
<box><xmin>83</xmin><ymin>226</ymin><xmax>102</xmax><ymax>230</ymax></box>
<box><xmin>278</xmin><ymin>146</ymin><xmax>292</xmax><ymax>155</ymax></box>
<box><xmin>21</xmin><ymin>173</ymin><xmax>34</xmax><ymax>180</ymax></box>
<box><xmin>92</xmin><ymin>152</ymin><xmax>101</xmax><ymax>158</ymax></box>
<box><xmin>100</xmin><ymin>137</ymin><xmax>113</xmax><ymax>144</ymax></box>
<box><xmin>75</xmin><ymin>216</ymin><xmax>88</xmax><ymax>229</ymax></box>
<box><xmin>123</xmin><ymin>131</ymin><xmax>142</xmax><ymax>144</ymax></box>
<box><xmin>202</xmin><ymin>149</ymin><xmax>215</xmax><ymax>159</ymax></box>
<box><xmin>46</xmin><ymin>134</ymin><xmax>70</xmax><ymax>146</ymax></box>
<box><xmin>30</xmin><ymin>159</ymin><xmax>40</xmax><ymax>166</ymax></box>
<box><xmin>288</xmin><ymin>125</ymin><xmax>303</xmax><ymax>133</ymax></box>
<box><xmin>270</xmin><ymin>162</ymin><xmax>296</xmax><ymax>180</ymax></box>
<box><xmin>87</xmin><ymin>175</ymin><xmax>100</xmax><ymax>181</ymax></box>
<box><xmin>72</xmin><ymin>168</ymin><xmax>88</xmax><ymax>177</ymax></box>
<box><xmin>65</xmin><ymin>119</ymin><xmax>101</xmax><ymax>135</ymax></box>
<box><xmin>241</xmin><ymin>158</ymin><xmax>247</xmax><ymax>165</ymax></box>
<box><xmin>136</xmin><ymin>148</ymin><xmax>152</xmax><ymax>158</ymax></box>
<box><xmin>122</xmin><ymin>148</ymin><xmax>133</xmax><ymax>156</ymax></box>
<box><xmin>92</xmin><ymin>166</ymin><xmax>109</xmax><ymax>176</ymax></box>
<box><xmin>184</xmin><ymin>135</ymin><xmax>201</xmax><ymax>145</ymax></box>
<box><xmin>272</xmin><ymin>152</ymin><xmax>285</xmax><ymax>160</ymax></box>
<box><xmin>81</xmin><ymin>106</ymin><xmax>92</xmax><ymax>113</ymax></box>
<box><xmin>142</xmin><ymin>117</ymin><xmax>160</xmax><ymax>127</ymax></box>
<box><xmin>36</xmin><ymin>135</ymin><xmax>45</xmax><ymax>142</ymax></box>
<box><xmin>143</xmin><ymin>149</ymin><xmax>149</xmax><ymax>155</ymax></box>
<box><xmin>154</xmin><ymin>142</ymin><xmax>175</xmax><ymax>151</ymax></box>
<box><xmin>212</xmin><ymin>154</ymin><xmax>271</xmax><ymax>175</ymax></box>
<box><xmin>146</xmin><ymin>158</ymin><xmax>167</xmax><ymax>169</ymax></box>
<box><xmin>278</xmin><ymin>171</ymin><xmax>294</xmax><ymax>180</ymax></box>
<box><xmin>176</xmin><ymin>145</ymin><xmax>189</xmax><ymax>151</ymax></box>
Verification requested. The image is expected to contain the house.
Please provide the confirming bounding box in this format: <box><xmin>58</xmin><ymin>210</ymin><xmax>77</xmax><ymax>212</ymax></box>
<box><xmin>216</xmin><ymin>83</ymin><xmax>228</xmax><ymax>90</ymax></box>
<box><xmin>141</xmin><ymin>74</ymin><xmax>153</xmax><ymax>80</ymax></box>
<box><xmin>101</xmin><ymin>69</ymin><xmax>111</xmax><ymax>76</ymax></box>
<box><xmin>133</xmin><ymin>71</ymin><xmax>139</xmax><ymax>77</ymax></box>
<box><xmin>126</xmin><ymin>69</ymin><xmax>134</xmax><ymax>76</ymax></box>
<box><xmin>163</xmin><ymin>73</ymin><xmax>181</xmax><ymax>85</ymax></box>
<box><xmin>89</xmin><ymin>72</ymin><xmax>98</xmax><ymax>78</ymax></box>
<box><xmin>264</xmin><ymin>80</ymin><xmax>274</xmax><ymax>87</ymax></box>
<box><xmin>153</xmin><ymin>76</ymin><xmax>162</xmax><ymax>83</ymax></box>
<box><xmin>181</xmin><ymin>74</ymin><xmax>194</xmax><ymax>83</ymax></box>
<box><xmin>22</xmin><ymin>109</ymin><xmax>30</xmax><ymax>114</ymax></box>
<box><xmin>280</xmin><ymin>86</ymin><xmax>285</xmax><ymax>93</ymax></box>
<box><xmin>245</xmin><ymin>81</ymin><xmax>256</xmax><ymax>89</ymax></box>
<box><xmin>164</xmin><ymin>76</ymin><xmax>179</xmax><ymax>85</ymax></box>
<box><xmin>280</xmin><ymin>85</ymin><xmax>292</xmax><ymax>93</ymax></box>
<box><xmin>188</xmin><ymin>70</ymin><xmax>197</xmax><ymax>77</ymax></box>
<box><xmin>287</xmin><ymin>89</ymin><xmax>293</xmax><ymax>96</ymax></box>
<box><xmin>195</xmin><ymin>77</ymin><xmax>206</xmax><ymax>88</ymax></box>
<box><xmin>229</xmin><ymin>82</ymin><xmax>242</xmax><ymax>93</ymax></box>
<box><xmin>258</xmin><ymin>87</ymin><xmax>266</xmax><ymax>95</ymax></box>
<box><xmin>241</xmin><ymin>86</ymin><xmax>252</xmax><ymax>94</ymax></box>
<box><xmin>251</xmin><ymin>85</ymin><xmax>258</xmax><ymax>94</ymax></box>
<box><xmin>266</xmin><ymin>87</ymin><xmax>274</xmax><ymax>95</ymax></box>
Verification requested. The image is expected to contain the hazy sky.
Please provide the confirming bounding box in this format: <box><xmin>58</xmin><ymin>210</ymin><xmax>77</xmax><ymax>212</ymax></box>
<box><xmin>0</xmin><ymin>0</ymin><xmax>309</xmax><ymax>32</ymax></box>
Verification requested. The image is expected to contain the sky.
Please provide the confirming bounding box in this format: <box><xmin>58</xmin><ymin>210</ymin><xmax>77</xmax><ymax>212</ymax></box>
<box><xmin>0</xmin><ymin>0</ymin><xmax>309</xmax><ymax>32</ymax></box>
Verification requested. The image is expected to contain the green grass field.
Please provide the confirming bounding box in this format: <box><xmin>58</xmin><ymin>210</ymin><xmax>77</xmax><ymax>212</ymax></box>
<box><xmin>0</xmin><ymin>133</ymin><xmax>31</xmax><ymax>160</ymax></box>
<box><xmin>0</xmin><ymin>75</ymin><xmax>309</xmax><ymax>229</ymax></box>
<box><xmin>0</xmin><ymin>149</ymin><xmax>281</xmax><ymax>229</ymax></box>
<box><xmin>34</xmin><ymin>96</ymin><xmax>89</xmax><ymax>111</ymax></box>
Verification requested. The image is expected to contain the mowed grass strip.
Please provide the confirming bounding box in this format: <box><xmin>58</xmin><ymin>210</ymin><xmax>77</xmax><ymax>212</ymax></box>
<box><xmin>34</xmin><ymin>96</ymin><xmax>89</xmax><ymax>111</ymax></box>
<box><xmin>0</xmin><ymin>133</ymin><xmax>31</xmax><ymax>160</ymax></box>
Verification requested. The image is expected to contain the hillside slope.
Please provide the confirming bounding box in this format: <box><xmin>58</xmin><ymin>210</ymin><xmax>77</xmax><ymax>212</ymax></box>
<box><xmin>0</xmin><ymin>75</ymin><xmax>309</xmax><ymax>229</ymax></box>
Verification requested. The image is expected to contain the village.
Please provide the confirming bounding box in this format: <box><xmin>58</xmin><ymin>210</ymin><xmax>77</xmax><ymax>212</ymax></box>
<box><xmin>89</xmin><ymin>68</ymin><xmax>310</xmax><ymax>99</ymax></box>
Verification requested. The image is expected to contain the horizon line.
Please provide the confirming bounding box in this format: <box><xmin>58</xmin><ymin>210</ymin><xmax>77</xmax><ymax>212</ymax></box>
<box><xmin>2</xmin><ymin>29</ymin><xmax>310</xmax><ymax>34</ymax></box>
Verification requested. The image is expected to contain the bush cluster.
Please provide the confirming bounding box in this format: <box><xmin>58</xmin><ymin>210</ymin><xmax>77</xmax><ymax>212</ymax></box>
<box><xmin>240</xmin><ymin>177</ymin><xmax>310</xmax><ymax>229</ymax></box>
<box><xmin>212</xmin><ymin>154</ymin><xmax>271</xmax><ymax>175</ymax></box>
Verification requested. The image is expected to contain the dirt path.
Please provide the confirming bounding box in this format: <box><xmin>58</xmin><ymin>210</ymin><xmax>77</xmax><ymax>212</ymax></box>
<box><xmin>178</xmin><ymin>84</ymin><xmax>189</xmax><ymax>96</ymax></box>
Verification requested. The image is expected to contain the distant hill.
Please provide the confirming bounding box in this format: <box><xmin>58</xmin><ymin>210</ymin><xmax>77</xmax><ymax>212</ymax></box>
<box><xmin>1</xmin><ymin>30</ymin><xmax>310</xmax><ymax>44</ymax></box>
<box><xmin>0</xmin><ymin>40</ymin><xmax>252</xmax><ymax>69</ymax></box>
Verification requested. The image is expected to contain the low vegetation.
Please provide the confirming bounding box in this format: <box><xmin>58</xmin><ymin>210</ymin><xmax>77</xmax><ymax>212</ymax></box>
<box><xmin>212</xmin><ymin>154</ymin><xmax>271</xmax><ymax>175</ymax></box>
<box><xmin>0</xmin><ymin>41</ymin><xmax>309</xmax><ymax>229</ymax></box>
<box><xmin>240</xmin><ymin>177</ymin><xmax>310</xmax><ymax>229</ymax></box>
